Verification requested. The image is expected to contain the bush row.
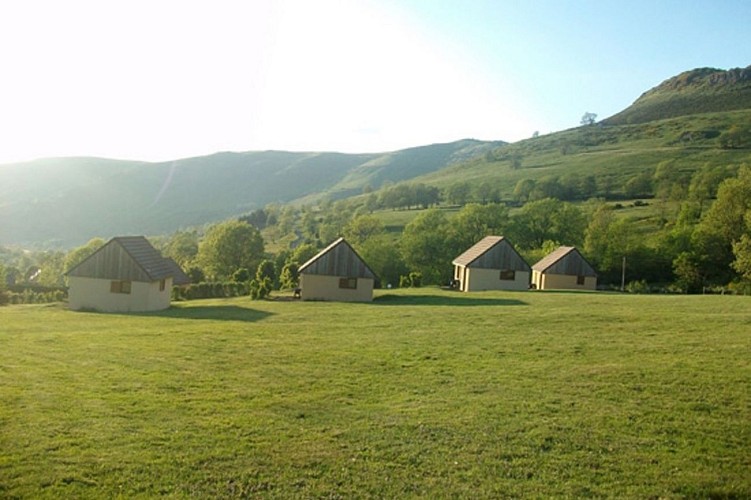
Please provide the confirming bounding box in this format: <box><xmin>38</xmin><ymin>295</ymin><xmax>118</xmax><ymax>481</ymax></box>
<box><xmin>3</xmin><ymin>289</ymin><xmax>67</xmax><ymax>305</ymax></box>
<box><xmin>172</xmin><ymin>282</ymin><xmax>250</xmax><ymax>301</ymax></box>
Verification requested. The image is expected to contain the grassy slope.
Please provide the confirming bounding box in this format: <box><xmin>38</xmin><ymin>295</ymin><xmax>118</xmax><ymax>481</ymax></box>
<box><xmin>361</xmin><ymin>110</ymin><xmax>751</xmax><ymax>239</ymax></box>
<box><xmin>419</xmin><ymin>110</ymin><xmax>751</xmax><ymax>197</ymax></box>
<box><xmin>1</xmin><ymin>289</ymin><xmax>749</xmax><ymax>498</ymax></box>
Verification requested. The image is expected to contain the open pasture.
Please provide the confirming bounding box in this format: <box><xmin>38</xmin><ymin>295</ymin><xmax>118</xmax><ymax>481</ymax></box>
<box><xmin>1</xmin><ymin>289</ymin><xmax>749</xmax><ymax>498</ymax></box>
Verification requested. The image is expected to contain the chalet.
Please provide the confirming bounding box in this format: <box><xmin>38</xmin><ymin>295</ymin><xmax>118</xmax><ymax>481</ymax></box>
<box><xmin>165</xmin><ymin>257</ymin><xmax>192</xmax><ymax>286</ymax></box>
<box><xmin>298</xmin><ymin>237</ymin><xmax>377</xmax><ymax>302</ymax></box>
<box><xmin>531</xmin><ymin>246</ymin><xmax>597</xmax><ymax>291</ymax></box>
<box><xmin>452</xmin><ymin>236</ymin><xmax>531</xmax><ymax>291</ymax></box>
<box><xmin>66</xmin><ymin>236</ymin><xmax>185</xmax><ymax>312</ymax></box>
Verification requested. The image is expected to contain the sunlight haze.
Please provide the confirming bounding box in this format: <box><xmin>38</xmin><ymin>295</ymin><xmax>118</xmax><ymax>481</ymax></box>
<box><xmin>0</xmin><ymin>0</ymin><xmax>749</xmax><ymax>164</ymax></box>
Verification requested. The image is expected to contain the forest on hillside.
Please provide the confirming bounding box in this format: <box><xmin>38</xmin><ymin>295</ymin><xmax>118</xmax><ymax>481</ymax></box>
<box><xmin>2</xmin><ymin>158</ymin><xmax>751</xmax><ymax>304</ymax></box>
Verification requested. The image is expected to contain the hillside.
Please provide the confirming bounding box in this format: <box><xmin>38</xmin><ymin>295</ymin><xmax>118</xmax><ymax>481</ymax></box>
<box><xmin>603</xmin><ymin>65</ymin><xmax>751</xmax><ymax>125</ymax></box>
<box><xmin>405</xmin><ymin>110</ymin><xmax>751</xmax><ymax>200</ymax></box>
<box><xmin>0</xmin><ymin>140</ymin><xmax>500</xmax><ymax>247</ymax></box>
<box><xmin>383</xmin><ymin>66</ymin><xmax>751</xmax><ymax>204</ymax></box>
<box><xmin>3</xmin><ymin>65</ymin><xmax>750</xmax><ymax>249</ymax></box>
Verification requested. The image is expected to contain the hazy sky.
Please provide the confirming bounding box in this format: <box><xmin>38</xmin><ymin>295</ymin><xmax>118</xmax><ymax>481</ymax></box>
<box><xmin>1</xmin><ymin>0</ymin><xmax>749</xmax><ymax>164</ymax></box>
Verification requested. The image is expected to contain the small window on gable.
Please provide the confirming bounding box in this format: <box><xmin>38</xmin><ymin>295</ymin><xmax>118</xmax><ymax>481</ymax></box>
<box><xmin>500</xmin><ymin>269</ymin><xmax>515</xmax><ymax>281</ymax></box>
<box><xmin>159</xmin><ymin>279</ymin><xmax>166</xmax><ymax>291</ymax></box>
<box><xmin>110</xmin><ymin>280</ymin><xmax>132</xmax><ymax>294</ymax></box>
<box><xmin>339</xmin><ymin>277</ymin><xmax>358</xmax><ymax>289</ymax></box>
<box><xmin>577</xmin><ymin>275</ymin><xmax>586</xmax><ymax>285</ymax></box>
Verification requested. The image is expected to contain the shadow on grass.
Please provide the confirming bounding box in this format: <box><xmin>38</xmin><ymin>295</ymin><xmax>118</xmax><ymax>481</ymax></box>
<box><xmin>373</xmin><ymin>294</ymin><xmax>528</xmax><ymax>307</ymax></box>
<box><xmin>126</xmin><ymin>305</ymin><xmax>273</xmax><ymax>323</ymax></box>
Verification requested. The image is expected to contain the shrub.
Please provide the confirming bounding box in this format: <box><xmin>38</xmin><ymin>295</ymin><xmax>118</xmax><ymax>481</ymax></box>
<box><xmin>625</xmin><ymin>280</ymin><xmax>651</xmax><ymax>294</ymax></box>
<box><xmin>408</xmin><ymin>272</ymin><xmax>422</xmax><ymax>288</ymax></box>
<box><xmin>399</xmin><ymin>272</ymin><xmax>423</xmax><ymax>288</ymax></box>
<box><xmin>249</xmin><ymin>277</ymin><xmax>273</xmax><ymax>300</ymax></box>
<box><xmin>232</xmin><ymin>268</ymin><xmax>251</xmax><ymax>283</ymax></box>
<box><xmin>1</xmin><ymin>287</ymin><xmax>67</xmax><ymax>305</ymax></box>
<box><xmin>176</xmin><ymin>282</ymin><xmax>249</xmax><ymax>301</ymax></box>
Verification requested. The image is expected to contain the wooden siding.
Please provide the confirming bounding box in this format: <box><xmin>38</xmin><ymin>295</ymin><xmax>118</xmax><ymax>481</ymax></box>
<box><xmin>299</xmin><ymin>238</ymin><xmax>377</xmax><ymax>279</ymax></box>
<box><xmin>455</xmin><ymin>237</ymin><xmax>530</xmax><ymax>271</ymax></box>
<box><xmin>532</xmin><ymin>246</ymin><xmax>596</xmax><ymax>277</ymax></box>
<box><xmin>67</xmin><ymin>236</ymin><xmax>175</xmax><ymax>282</ymax></box>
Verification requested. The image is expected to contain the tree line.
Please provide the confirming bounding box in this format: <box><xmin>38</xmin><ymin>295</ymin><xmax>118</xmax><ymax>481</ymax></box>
<box><xmin>2</xmin><ymin>164</ymin><xmax>751</xmax><ymax>303</ymax></box>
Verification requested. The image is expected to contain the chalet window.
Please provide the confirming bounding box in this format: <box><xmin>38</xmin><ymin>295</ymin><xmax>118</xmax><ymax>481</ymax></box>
<box><xmin>577</xmin><ymin>275</ymin><xmax>586</xmax><ymax>285</ymax></box>
<box><xmin>110</xmin><ymin>280</ymin><xmax>132</xmax><ymax>294</ymax></box>
<box><xmin>499</xmin><ymin>269</ymin><xmax>515</xmax><ymax>281</ymax></box>
<box><xmin>339</xmin><ymin>278</ymin><xmax>358</xmax><ymax>289</ymax></box>
<box><xmin>159</xmin><ymin>279</ymin><xmax>166</xmax><ymax>291</ymax></box>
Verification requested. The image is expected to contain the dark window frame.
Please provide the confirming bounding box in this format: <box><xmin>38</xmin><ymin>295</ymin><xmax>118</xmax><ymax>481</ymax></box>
<box><xmin>499</xmin><ymin>269</ymin><xmax>516</xmax><ymax>281</ymax></box>
<box><xmin>110</xmin><ymin>280</ymin><xmax>132</xmax><ymax>294</ymax></box>
<box><xmin>339</xmin><ymin>277</ymin><xmax>358</xmax><ymax>289</ymax></box>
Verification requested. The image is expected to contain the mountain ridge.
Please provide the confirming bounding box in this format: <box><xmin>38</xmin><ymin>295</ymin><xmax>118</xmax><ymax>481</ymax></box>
<box><xmin>0</xmin><ymin>139</ymin><xmax>502</xmax><ymax>247</ymax></box>
<box><xmin>3</xmin><ymin>65</ymin><xmax>750</xmax><ymax>248</ymax></box>
<box><xmin>603</xmin><ymin>65</ymin><xmax>751</xmax><ymax>125</ymax></box>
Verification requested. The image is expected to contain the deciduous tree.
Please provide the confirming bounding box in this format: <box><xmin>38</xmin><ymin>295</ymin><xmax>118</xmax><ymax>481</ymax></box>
<box><xmin>400</xmin><ymin>209</ymin><xmax>453</xmax><ymax>285</ymax></box>
<box><xmin>580</xmin><ymin>112</ymin><xmax>597</xmax><ymax>126</ymax></box>
<box><xmin>448</xmin><ymin>203</ymin><xmax>510</xmax><ymax>253</ymax></box>
<box><xmin>197</xmin><ymin>220</ymin><xmax>264</xmax><ymax>280</ymax></box>
<box><xmin>343</xmin><ymin>215</ymin><xmax>385</xmax><ymax>246</ymax></box>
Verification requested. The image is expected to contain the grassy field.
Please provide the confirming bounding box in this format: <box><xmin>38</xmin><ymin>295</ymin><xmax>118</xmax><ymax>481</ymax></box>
<box><xmin>1</xmin><ymin>289</ymin><xmax>749</xmax><ymax>498</ymax></box>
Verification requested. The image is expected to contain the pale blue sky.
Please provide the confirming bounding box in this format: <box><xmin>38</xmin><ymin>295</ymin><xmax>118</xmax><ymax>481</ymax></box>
<box><xmin>0</xmin><ymin>0</ymin><xmax>749</xmax><ymax>164</ymax></box>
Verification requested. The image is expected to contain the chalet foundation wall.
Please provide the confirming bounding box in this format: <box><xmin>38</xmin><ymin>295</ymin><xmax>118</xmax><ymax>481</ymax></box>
<box><xmin>68</xmin><ymin>276</ymin><xmax>172</xmax><ymax>312</ymax></box>
<box><xmin>300</xmin><ymin>274</ymin><xmax>374</xmax><ymax>302</ymax></box>
<box><xmin>532</xmin><ymin>271</ymin><xmax>596</xmax><ymax>291</ymax></box>
<box><xmin>462</xmin><ymin>267</ymin><xmax>530</xmax><ymax>292</ymax></box>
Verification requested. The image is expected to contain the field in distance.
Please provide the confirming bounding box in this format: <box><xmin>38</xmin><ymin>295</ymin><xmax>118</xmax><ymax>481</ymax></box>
<box><xmin>1</xmin><ymin>289</ymin><xmax>749</xmax><ymax>497</ymax></box>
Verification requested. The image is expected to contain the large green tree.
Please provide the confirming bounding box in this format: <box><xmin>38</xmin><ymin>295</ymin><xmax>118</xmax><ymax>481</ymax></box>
<box><xmin>289</xmin><ymin>243</ymin><xmax>319</xmax><ymax>266</ymax></box>
<box><xmin>358</xmin><ymin>234</ymin><xmax>408</xmax><ymax>289</ymax></box>
<box><xmin>732</xmin><ymin>234</ymin><xmax>751</xmax><ymax>282</ymax></box>
<box><xmin>400</xmin><ymin>209</ymin><xmax>453</xmax><ymax>285</ymax></box>
<box><xmin>161</xmin><ymin>231</ymin><xmax>199</xmax><ymax>268</ymax></box>
<box><xmin>510</xmin><ymin>198</ymin><xmax>586</xmax><ymax>249</ymax></box>
<box><xmin>36</xmin><ymin>251</ymin><xmax>67</xmax><ymax>287</ymax></box>
<box><xmin>687</xmin><ymin>165</ymin><xmax>751</xmax><ymax>285</ymax></box>
<box><xmin>342</xmin><ymin>215</ymin><xmax>385</xmax><ymax>246</ymax></box>
<box><xmin>444</xmin><ymin>182</ymin><xmax>471</xmax><ymax>206</ymax></box>
<box><xmin>448</xmin><ymin>203</ymin><xmax>510</xmax><ymax>252</ymax></box>
<box><xmin>197</xmin><ymin>220</ymin><xmax>265</xmax><ymax>280</ymax></box>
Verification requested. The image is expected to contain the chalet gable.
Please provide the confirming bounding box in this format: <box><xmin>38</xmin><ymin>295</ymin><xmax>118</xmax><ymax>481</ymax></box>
<box><xmin>453</xmin><ymin>236</ymin><xmax>530</xmax><ymax>271</ymax></box>
<box><xmin>532</xmin><ymin>246</ymin><xmax>596</xmax><ymax>277</ymax></box>
<box><xmin>299</xmin><ymin>237</ymin><xmax>377</xmax><ymax>280</ymax></box>
<box><xmin>66</xmin><ymin>236</ymin><xmax>175</xmax><ymax>282</ymax></box>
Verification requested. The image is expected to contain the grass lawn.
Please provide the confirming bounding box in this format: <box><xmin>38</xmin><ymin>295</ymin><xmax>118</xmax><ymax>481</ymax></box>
<box><xmin>1</xmin><ymin>289</ymin><xmax>749</xmax><ymax>498</ymax></box>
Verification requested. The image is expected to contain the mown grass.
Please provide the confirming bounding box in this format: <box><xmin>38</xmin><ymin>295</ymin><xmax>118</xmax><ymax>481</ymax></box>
<box><xmin>1</xmin><ymin>289</ymin><xmax>749</xmax><ymax>498</ymax></box>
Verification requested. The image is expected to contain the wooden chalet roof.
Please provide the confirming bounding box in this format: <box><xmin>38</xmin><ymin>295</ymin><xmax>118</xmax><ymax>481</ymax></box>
<box><xmin>531</xmin><ymin>246</ymin><xmax>597</xmax><ymax>277</ymax></box>
<box><xmin>66</xmin><ymin>236</ymin><xmax>177</xmax><ymax>282</ymax></box>
<box><xmin>452</xmin><ymin>236</ymin><xmax>530</xmax><ymax>271</ymax></box>
<box><xmin>165</xmin><ymin>258</ymin><xmax>191</xmax><ymax>286</ymax></box>
<box><xmin>298</xmin><ymin>237</ymin><xmax>377</xmax><ymax>279</ymax></box>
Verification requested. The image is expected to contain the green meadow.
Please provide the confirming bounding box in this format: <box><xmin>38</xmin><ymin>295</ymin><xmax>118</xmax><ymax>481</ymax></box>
<box><xmin>1</xmin><ymin>289</ymin><xmax>749</xmax><ymax>498</ymax></box>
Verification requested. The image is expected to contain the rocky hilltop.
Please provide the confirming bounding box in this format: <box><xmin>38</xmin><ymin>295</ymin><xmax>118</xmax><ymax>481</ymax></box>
<box><xmin>604</xmin><ymin>65</ymin><xmax>751</xmax><ymax>125</ymax></box>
